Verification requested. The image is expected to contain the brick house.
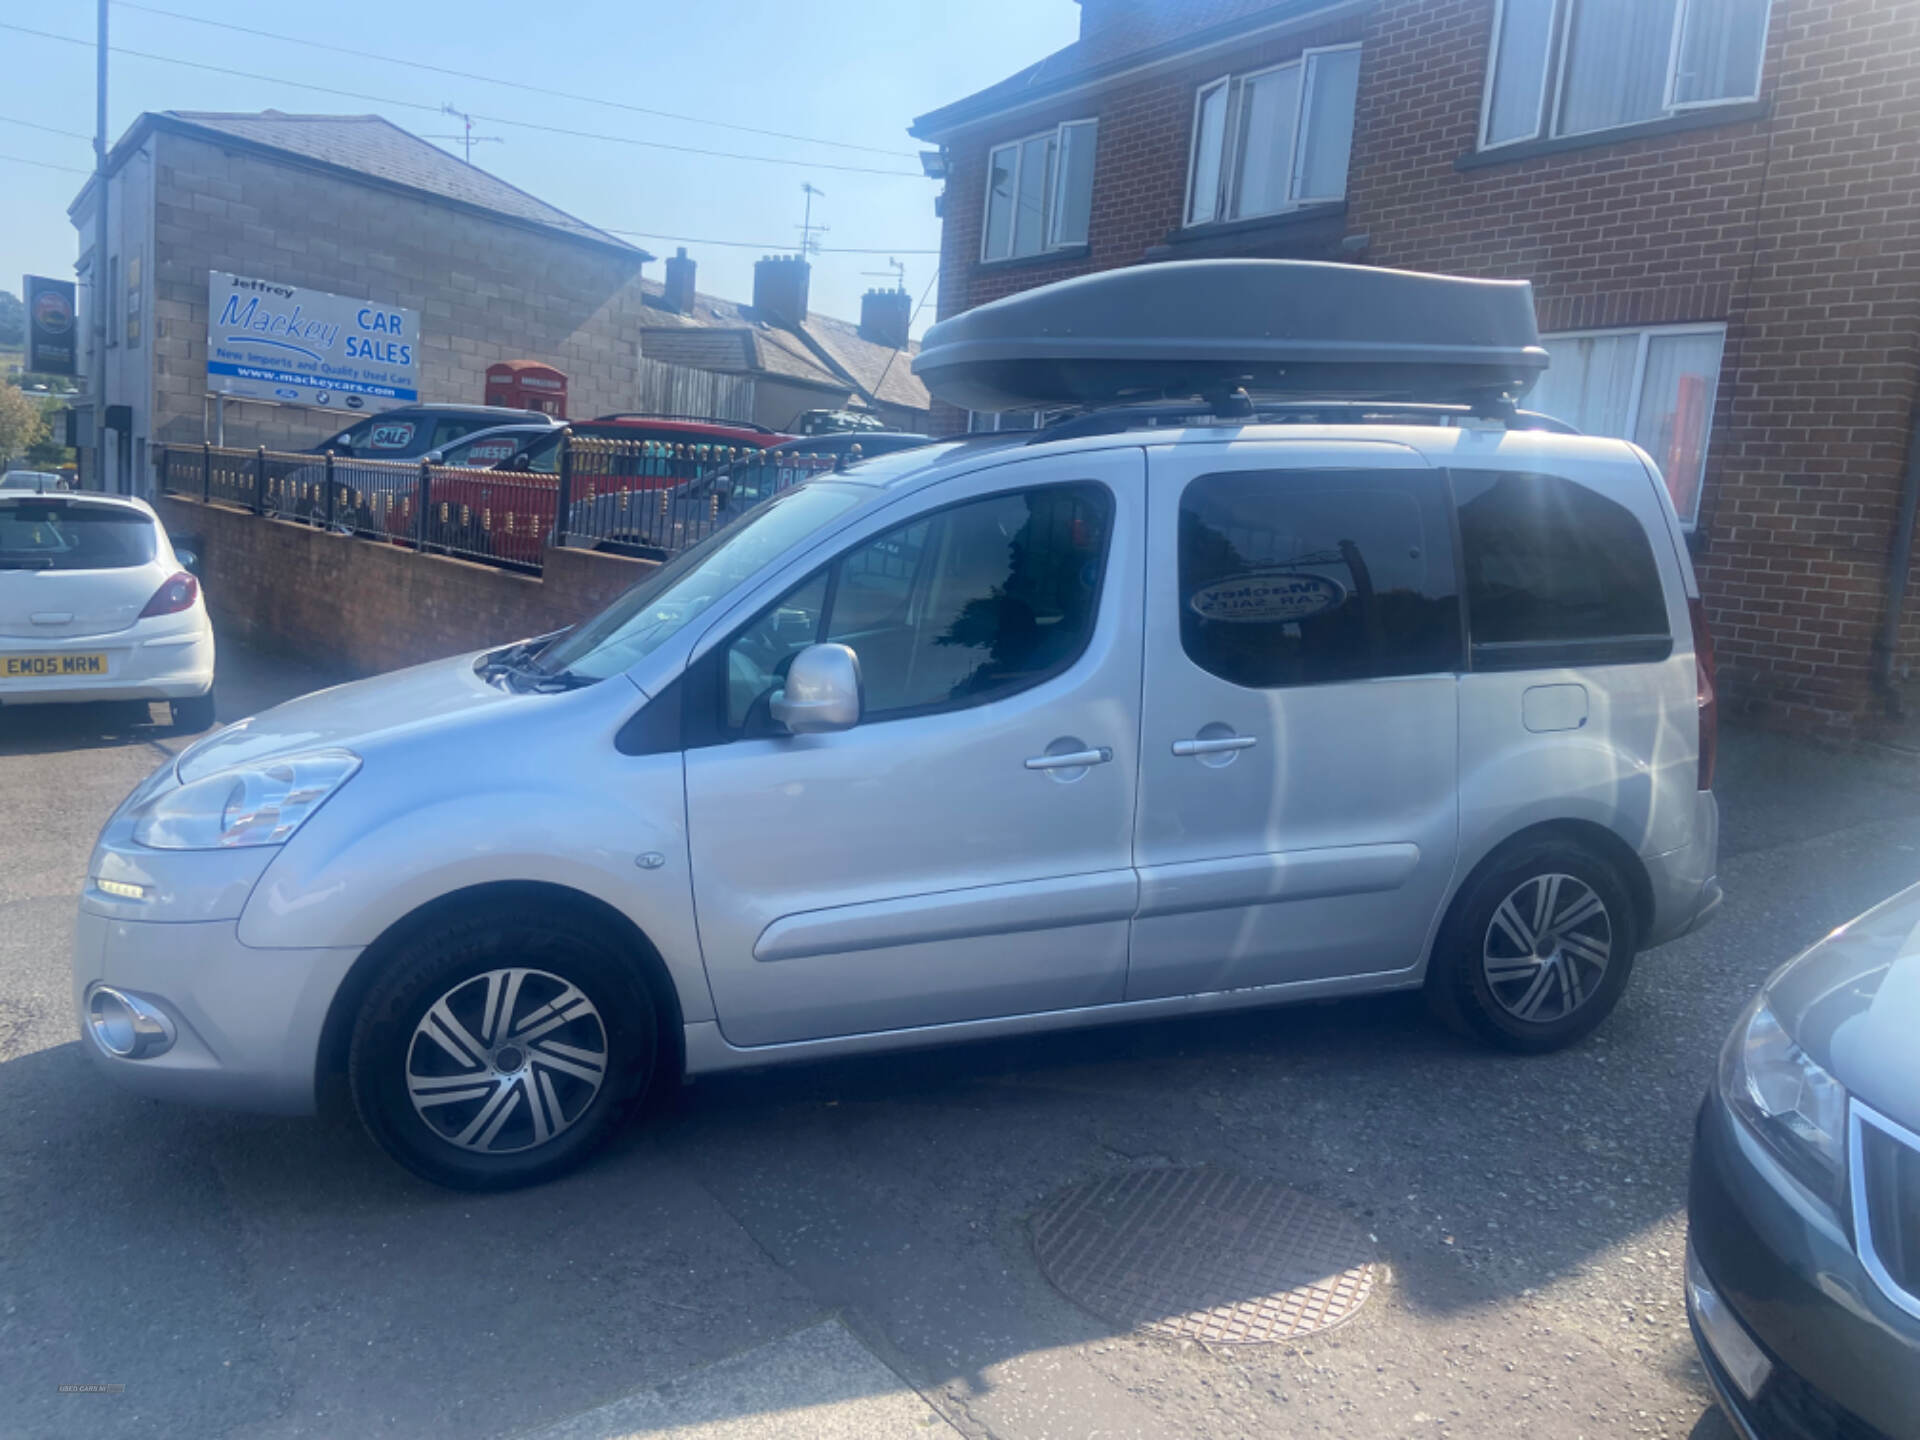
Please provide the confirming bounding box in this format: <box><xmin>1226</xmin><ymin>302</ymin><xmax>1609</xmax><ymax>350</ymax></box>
<box><xmin>911</xmin><ymin>0</ymin><xmax>1920</xmax><ymax>733</ymax></box>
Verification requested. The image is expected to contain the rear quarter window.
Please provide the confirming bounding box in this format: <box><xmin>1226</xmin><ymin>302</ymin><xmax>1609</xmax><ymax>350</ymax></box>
<box><xmin>1452</xmin><ymin>469</ymin><xmax>1672</xmax><ymax>670</ymax></box>
<box><xmin>0</xmin><ymin>503</ymin><xmax>158</xmax><ymax>570</ymax></box>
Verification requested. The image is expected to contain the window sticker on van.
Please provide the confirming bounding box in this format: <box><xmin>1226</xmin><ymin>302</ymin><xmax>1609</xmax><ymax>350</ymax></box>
<box><xmin>1188</xmin><ymin>571</ymin><xmax>1347</xmax><ymax>623</ymax></box>
<box><xmin>1177</xmin><ymin>469</ymin><xmax>1460</xmax><ymax>688</ymax></box>
<box><xmin>368</xmin><ymin>422</ymin><xmax>417</xmax><ymax>451</ymax></box>
<box><xmin>461</xmin><ymin>441</ymin><xmax>516</xmax><ymax>464</ymax></box>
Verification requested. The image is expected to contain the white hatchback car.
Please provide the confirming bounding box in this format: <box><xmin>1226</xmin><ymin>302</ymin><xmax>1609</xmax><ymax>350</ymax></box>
<box><xmin>75</xmin><ymin>262</ymin><xmax>1722</xmax><ymax>1190</ymax></box>
<box><xmin>0</xmin><ymin>492</ymin><xmax>215</xmax><ymax>728</ymax></box>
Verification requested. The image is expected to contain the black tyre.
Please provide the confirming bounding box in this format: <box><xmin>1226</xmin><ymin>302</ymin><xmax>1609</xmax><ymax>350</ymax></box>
<box><xmin>170</xmin><ymin>690</ymin><xmax>217</xmax><ymax>733</ymax></box>
<box><xmin>349</xmin><ymin>906</ymin><xmax>658</xmax><ymax>1190</ymax></box>
<box><xmin>1425</xmin><ymin>837</ymin><xmax>1637</xmax><ymax>1053</ymax></box>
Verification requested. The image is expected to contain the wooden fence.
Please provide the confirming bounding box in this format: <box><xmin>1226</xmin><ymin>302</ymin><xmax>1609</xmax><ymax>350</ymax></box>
<box><xmin>631</xmin><ymin>357</ymin><xmax>755</xmax><ymax>422</ymax></box>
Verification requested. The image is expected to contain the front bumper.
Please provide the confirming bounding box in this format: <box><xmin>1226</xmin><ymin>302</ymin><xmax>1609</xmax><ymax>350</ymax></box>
<box><xmin>0</xmin><ymin>619</ymin><xmax>214</xmax><ymax>705</ymax></box>
<box><xmin>73</xmin><ymin>905</ymin><xmax>360</xmax><ymax>1115</ymax></box>
<box><xmin>1687</xmin><ymin>1093</ymin><xmax>1920</xmax><ymax>1440</ymax></box>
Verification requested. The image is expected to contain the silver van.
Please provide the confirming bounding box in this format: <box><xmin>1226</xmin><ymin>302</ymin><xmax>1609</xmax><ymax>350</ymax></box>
<box><xmin>75</xmin><ymin>263</ymin><xmax>1722</xmax><ymax>1189</ymax></box>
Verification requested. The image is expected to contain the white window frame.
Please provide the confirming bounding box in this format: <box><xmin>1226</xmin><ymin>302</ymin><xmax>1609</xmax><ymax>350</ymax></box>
<box><xmin>1663</xmin><ymin>0</ymin><xmax>1770</xmax><ymax>111</ymax></box>
<box><xmin>1478</xmin><ymin>0</ymin><xmax>1771</xmax><ymax>151</ymax></box>
<box><xmin>1538</xmin><ymin>320</ymin><xmax>1727</xmax><ymax>528</ymax></box>
<box><xmin>1184</xmin><ymin>75</ymin><xmax>1232</xmax><ymax>227</ymax></box>
<box><xmin>1183</xmin><ymin>44</ymin><xmax>1361</xmax><ymax>229</ymax></box>
<box><xmin>979</xmin><ymin>118</ymin><xmax>1099</xmax><ymax>264</ymax></box>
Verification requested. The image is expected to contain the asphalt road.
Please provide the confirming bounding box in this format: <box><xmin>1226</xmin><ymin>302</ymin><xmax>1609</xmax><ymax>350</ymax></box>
<box><xmin>5</xmin><ymin>636</ymin><xmax>1919</xmax><ymax>1440</ymax></box>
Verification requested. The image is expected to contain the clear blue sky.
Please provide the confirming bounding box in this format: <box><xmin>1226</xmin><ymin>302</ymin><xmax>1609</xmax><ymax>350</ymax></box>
<box><xmin>0</xmin><ymin>0</ymin><xmax>1081</xmax><ymax>337</ymax></box>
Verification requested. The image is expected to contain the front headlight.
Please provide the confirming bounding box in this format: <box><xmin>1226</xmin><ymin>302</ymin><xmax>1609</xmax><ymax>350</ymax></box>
<box><xmin>131</xmin><ymin>750</ymin><xmax>361</xmax><ymax>850</ymax></box>
<box><xmin>1719</xmin><ymin>994</ymin><xmax>1849</xmax><ymax>1206</ymax></box>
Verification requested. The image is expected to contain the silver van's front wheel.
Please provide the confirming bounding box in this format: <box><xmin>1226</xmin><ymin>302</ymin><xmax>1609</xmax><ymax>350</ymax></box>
<box><xmin>350</xmin><ymin>903</ymin><xmax>658</xmax><ymax>1190</ymax></box>
<box><xmin>405</xmin><ymin>968</ymin><xmax>609</xmax><ymax>1155</ymax></box>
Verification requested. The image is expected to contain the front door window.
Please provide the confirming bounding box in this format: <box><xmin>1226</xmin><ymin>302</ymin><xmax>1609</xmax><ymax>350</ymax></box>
<box><xmin>714</xmin><ymin>483</ymin><xmax>1113</xmax><ymax>737</ymax></box>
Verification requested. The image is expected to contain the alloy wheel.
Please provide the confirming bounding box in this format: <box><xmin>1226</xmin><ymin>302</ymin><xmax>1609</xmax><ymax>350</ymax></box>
<box><xmin>1480</xmin><ymin>873</ymin><xmax>1612</xmax><ymax>1025</ymax></box>
<box><xmin>405</xmin><ymin>967</ymin><xmax>608</xmax><ymax>1154</ymax></box>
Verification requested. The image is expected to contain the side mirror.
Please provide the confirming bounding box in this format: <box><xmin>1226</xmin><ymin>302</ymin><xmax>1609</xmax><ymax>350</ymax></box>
<box><xmin>770</xmin><ymin>643</ymin><xmax>862</xmax><ymax>735</ymax></box>
<box><xmin>170</xmin><ymin>534</ymin><xmax>205</xmax><ymax>576</ymax></box>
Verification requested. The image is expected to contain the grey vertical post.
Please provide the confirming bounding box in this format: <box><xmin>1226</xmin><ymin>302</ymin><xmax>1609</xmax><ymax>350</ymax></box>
<box><xmin>553</xmin><ymin>427</ymin><xmax>574</xmax><ymax>548</ymax></box>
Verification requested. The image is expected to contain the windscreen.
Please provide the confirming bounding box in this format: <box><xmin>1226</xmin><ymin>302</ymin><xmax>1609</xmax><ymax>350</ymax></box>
<box><xmin>532</xmin><ymin>482</ymin><xmax>868</xmax><ymax>682</ymax></box>
<box><xmin>0</xmin><ymin>503</ymin><xmax>159</xmax><ymax>570</ymax></box>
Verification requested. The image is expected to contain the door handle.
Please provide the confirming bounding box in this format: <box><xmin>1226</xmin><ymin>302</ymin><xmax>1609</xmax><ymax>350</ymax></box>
<box><xmin>1172</xmin><ymin>735</ymin><xmax>1258</xmax><ymax>757</ymax></box>
<box><xmin>1025</xmin><ymin>747</ymin><xmax>1112</xmax><ymax>770</ymax></box>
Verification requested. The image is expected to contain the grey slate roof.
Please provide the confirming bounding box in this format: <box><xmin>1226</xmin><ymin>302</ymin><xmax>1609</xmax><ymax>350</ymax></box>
<box><xmin>162</xmin><ymin>111</ymin><xmax>635</xmax><ymax>250</ymax></box>
<box><xmin>637</xmin><ymin>282</ymin><xmax>929</xmax><ymax>414</ymax></box>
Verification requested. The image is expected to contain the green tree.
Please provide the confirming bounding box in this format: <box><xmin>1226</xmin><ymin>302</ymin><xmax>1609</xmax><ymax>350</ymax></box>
<box><xmin>0</xmin><ymin>290</ymin><xmax>23</xmax><ymax>349</ymax></box>
<box><xmin>0</xmin><ymin>382</ymin><xmax>49</xmax><ymax>463</ymax></box>
<box><xmin>25</xmin><ymin>396</ymin><xmax>71</xmax><ymax>469</ymax></box>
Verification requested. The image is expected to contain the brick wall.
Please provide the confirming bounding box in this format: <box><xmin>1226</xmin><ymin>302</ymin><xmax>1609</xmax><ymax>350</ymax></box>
<box><xmin>147</xmin><ymin>130</ymin><xmax>657</xmax><ymax>454</ymax></box>
<box><xmin>925</xmin><ymin>0</ymin><xmax>1920</xmax><ymax>733</ymax></box>
<box><xmin>156</xmin><ymin>496</ymin><xmax>656</xmax><ymax>678</ymax></box>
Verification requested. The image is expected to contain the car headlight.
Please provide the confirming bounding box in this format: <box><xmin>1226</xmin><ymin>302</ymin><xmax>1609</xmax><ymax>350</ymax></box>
<box><xmin>131</xmin><ymin>750</ymin><xmax>360</xmax><ymax>850</ymax></box>
<box><xmin>1719</xmin><ymin>993</ymin><xmax>1849</xmax><ymax>1206</ymax></box>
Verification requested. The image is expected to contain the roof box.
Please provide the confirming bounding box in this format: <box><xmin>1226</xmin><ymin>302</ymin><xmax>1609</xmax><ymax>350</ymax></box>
<box><xmin>912</xmin><ymin>260</ymin><xmax>1548</xmax><ymax>413</ymax></box>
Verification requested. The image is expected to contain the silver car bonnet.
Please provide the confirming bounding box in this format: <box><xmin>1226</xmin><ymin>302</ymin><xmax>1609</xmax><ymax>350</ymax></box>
<box><xmin>175</xmin><ymin>651</ymin><xmax>548</xmax><ymax>782</ymax></box>
<box><xmin>1766</xmin><ymin>881</ymin><xmax>1920</xmax><ymax>1130</ymax></box>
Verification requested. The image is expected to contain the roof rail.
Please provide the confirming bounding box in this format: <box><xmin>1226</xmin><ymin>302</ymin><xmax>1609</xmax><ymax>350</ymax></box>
<box><xmin>914</xmin><ymin>259</ymin><xmax>1549</xmax><ymax>414</ymax></box>
<box><xmin>1033</xmin><ymin>399</ymin><xmax>1579</xmax><ymax>442</ymax></box>
<box><xmin>586</xmin><ymin>413</ymin><xmax>779</xmax><ymax>433</ymax></box>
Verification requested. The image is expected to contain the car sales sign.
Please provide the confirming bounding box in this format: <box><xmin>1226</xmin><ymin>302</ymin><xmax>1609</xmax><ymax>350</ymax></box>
<box><xmin>206</xmin><ymin>273</ymin><xmax>419</xmax><ymax>412</ymax></box>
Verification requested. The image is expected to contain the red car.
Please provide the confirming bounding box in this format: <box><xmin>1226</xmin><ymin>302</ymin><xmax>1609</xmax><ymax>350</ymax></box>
<box><xmin>424</xmin><ymin>415</ymin><xmax>795</xmax><ymax>569</ymax></box>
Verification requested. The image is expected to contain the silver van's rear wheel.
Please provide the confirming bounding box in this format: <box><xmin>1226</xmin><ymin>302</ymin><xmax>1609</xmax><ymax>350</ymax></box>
<box><xmin>1479</xmin><ymin>874</ymin><xmax>1613</xmax><ymax>1026</ymax></box>
<box><xmin>351</xmin><ymin>905</ymin><xmax>656</xmax><ymax>1190</ymax></box>
<box><xmin>1427</xmin><ymin>838</ymin><xmax>1637</xmax><ymax>1053</ymax></box>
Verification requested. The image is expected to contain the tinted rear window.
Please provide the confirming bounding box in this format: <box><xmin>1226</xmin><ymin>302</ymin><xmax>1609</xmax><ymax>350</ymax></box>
<box><xmin>1453</xmin><ymin>470</ymin><xmax>1671</xmax><ymax>668</ymax></box>
<box><xmin>0</xmin><ymin>503</ymin><xmax>158</xmax><ymax>570</ymax></box>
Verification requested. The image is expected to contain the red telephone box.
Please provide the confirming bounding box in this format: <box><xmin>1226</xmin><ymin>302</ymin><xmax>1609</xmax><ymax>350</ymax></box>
<box><xmin>485</xmin><ymin>359</ymin><xmax>569</xmax><ymax>418</ymax></box>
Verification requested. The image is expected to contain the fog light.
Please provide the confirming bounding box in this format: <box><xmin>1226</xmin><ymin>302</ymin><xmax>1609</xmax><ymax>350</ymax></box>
<box><xmin>1687</xmin><ymin>1241</ymin><xmax>1772</xmax><ymax>1400</ymax></box>
<box><xmin>93</xmin><ymin>877</ymin><xmax>147</xmax><ymax>900</ymax></box>
<box><xmin>86</xmin><ymin>986</ymin><xmax>176</xmax><ymax>1059</ymax></box>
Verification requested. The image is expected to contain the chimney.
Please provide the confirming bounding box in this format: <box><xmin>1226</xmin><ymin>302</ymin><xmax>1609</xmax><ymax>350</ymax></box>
<box><xmin>752</xmin><ymin>254</ymin><xmax>811</xmax><ymax>327</ymax></box>
<box><xmin>860</xmin><ymin>288</ymin><xmax>912</xmax><ymax>350</ymax></box>
<box><xmin>663</xmin><ymin>246</ymin><xmax>696</xmax><ymax>315</ymax></box>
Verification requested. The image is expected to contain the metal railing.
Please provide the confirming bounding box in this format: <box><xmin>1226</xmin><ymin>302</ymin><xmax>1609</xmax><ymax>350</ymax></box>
<box><xmin>154</xmin><ymin>434</ymin><xmax>852</xmax><ymax>575</ymax></box>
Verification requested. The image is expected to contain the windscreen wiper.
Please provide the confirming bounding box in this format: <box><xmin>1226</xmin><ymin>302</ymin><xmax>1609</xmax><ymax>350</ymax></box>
<box><xmin>0</xmin><ymin>557</ymin><xmax>55</xmax><ymax>570</ymax></box>
<box><xmin>499</xmin><ymin>663</ymin><xmax>596</xmax><ymax>694</ymax></box>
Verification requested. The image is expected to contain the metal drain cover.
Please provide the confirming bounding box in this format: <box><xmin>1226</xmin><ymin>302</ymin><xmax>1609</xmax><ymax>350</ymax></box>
<box><xmin>1031</xmin><ymin>1166</ymin><xmax>1376</xmax><ymax>1345</ymax></box>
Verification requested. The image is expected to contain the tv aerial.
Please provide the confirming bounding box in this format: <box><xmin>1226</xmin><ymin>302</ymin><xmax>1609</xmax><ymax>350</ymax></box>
<box><xmin>797</xmin><ymin>182</ymin><xmax>829</xmax><ymax>257</ymax></box>
<box><xmin>425</xmin><ymin>105</ymin><xmax>504</xmax><ymax>165</ymax></box>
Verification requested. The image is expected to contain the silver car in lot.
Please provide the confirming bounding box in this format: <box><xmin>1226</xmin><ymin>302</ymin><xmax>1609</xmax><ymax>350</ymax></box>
<box><xmin>76</xmin><ymin>415</ymin><xmax>1721</xmax><ymax>1189</ymax></box>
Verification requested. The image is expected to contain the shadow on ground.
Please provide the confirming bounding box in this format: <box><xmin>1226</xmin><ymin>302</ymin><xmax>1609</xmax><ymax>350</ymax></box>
<box><xmin>3</xmin><ymin>715</ymin><xmax>1914</xmax><ymax>1439</ymax></box>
